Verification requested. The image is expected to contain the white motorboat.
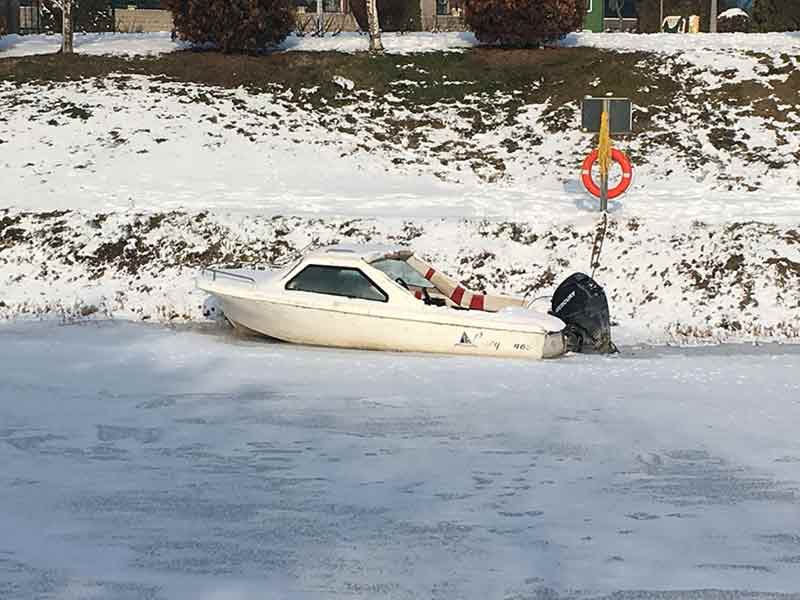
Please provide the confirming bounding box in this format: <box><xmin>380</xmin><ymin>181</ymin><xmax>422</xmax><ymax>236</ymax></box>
<box><xmin>196</xmin><ymin>245</ymin><xmax>615</xmax><ymax>359</ymax></box>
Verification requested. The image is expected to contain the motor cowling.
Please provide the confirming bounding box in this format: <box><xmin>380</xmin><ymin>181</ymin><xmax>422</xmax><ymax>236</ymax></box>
<box><xmin>550</xmin><ymin>273</ymin><xmax>617</xmax><ymax>354</ymax></box>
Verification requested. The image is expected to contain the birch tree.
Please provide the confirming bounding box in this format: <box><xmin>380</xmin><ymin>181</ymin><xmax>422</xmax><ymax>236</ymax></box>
<box><xmin>62</xmin><ymin>0</ymin><xmax>73</xmax><ymax>53</ymax></box>
<box><xmin>47</xmin><ymin>0</ymin><xmax>74</xmax><ymax>53</ymax></box>
<box><xmin>366</xmin><ymin>0</ymin><xmax>383</xmax><ymax>53</ymax></box>
<box><xmin>710</xmin><ymin>0</ymin><xmax>718</xmax><ymax>31</ymax></box>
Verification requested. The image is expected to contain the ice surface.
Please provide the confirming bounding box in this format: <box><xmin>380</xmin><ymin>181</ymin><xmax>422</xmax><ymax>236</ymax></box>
<box><xmin>1</xmin><ymin>322</ymin><xmax>799</xmax><ymax>599</ymax></box>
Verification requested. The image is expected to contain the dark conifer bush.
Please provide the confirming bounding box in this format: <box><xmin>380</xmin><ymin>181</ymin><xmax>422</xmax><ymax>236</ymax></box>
<box><xmin>752</xmin><ymin>0</ymin><xmax>800</xmax><ymax>32</ymax></box>
<box><xmin>462</xmin><ymin>0</ymin><xmax>585</xmax><ymax>47</ymax></box>
<box><xmin>165</xmin><ymin>0</ymin><xmax>295</xmax><ymax>53</ymax></box>
<box><xmin>717</xmin><ymin>10</ymin><xmax>750</xmax><ymax>32</ymax></box>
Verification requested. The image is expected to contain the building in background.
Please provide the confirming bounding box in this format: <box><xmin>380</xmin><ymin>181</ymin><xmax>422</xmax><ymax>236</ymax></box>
<box><xmin>8</xmin><ymin>0</ymin><xmax>686</xmax><ymax>37</ymax></box>
<box><xmin>584</xmin><ymin>0</ymin><xmax>639</xmax><ymax>32</ymax></box>
<box><xmin>584</xmin><ymin>0</ymin><xmax>603</xmax><ymax>31</ymax></box>
<box><xmin>1</xmin><ymin>0</ymin><xmax>21</xmax><ymax>34</ymax></box>
<box><xmin>18</xmin><ymin>0</ymin><xmax>40</xmax><ymax>34</ymax></box>
<box><xmin>422</xmin><ymin>0</ymin><xmax>465</xmax><ymax>31</ymax></box>
<box><xmin>112</xmin><ymin>0</ymin><xmax>173</xmax><ymax>33</ymax></box>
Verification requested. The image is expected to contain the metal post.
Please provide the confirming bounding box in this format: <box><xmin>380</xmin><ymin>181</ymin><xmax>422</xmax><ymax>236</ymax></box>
<box><xmin>660</xmin><ymin>0</ymin><xmax>664</xmax><ymax>31</ymax></box>
<box><xmin>600</xmin><ymin>99</ymin><xmax>609</xmax><ymax>213</ymax></box>
<box><xmin>316</xmin><ymin>0</ymin><xmax>323</xmax><ymax>35</ymax></box>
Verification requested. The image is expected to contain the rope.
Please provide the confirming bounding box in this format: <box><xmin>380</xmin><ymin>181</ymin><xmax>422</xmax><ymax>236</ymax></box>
<box><xmin>590</xmin><ymin>211</ymin><xmax>608</xmax><ymax>280</ymax></box>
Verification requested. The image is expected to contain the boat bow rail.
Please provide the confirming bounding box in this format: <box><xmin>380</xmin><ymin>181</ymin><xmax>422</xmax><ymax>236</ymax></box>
<box><xmin>200</xmin><ymin>268</ymin><xmax>256</xmax><ymax>285</ymax></box>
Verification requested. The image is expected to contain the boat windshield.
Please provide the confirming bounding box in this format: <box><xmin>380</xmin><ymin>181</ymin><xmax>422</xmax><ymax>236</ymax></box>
<box><xmin>371</xmin><ymin>258</ymin><xmax>433</xmax><ymax>289</ymax></box>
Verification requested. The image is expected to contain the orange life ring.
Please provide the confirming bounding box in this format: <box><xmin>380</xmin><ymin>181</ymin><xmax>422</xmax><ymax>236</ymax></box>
<box><xmin>581</xmin><ymin>148</ymin><xmax>633</xmax><ymax>200</ymax></box>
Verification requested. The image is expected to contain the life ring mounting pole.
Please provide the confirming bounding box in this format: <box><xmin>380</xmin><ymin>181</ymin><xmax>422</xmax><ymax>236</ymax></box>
<box><xmin>580</xmin><ymin>96</ymin><xmax>634</xmax><ymax>208</ymax></box>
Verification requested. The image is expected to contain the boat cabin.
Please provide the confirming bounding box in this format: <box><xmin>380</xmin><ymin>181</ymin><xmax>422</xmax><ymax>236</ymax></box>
<box><xmin>279</xmin><ymin>245</ymin><xmax>525</xmax><ymax>313</ymax></box>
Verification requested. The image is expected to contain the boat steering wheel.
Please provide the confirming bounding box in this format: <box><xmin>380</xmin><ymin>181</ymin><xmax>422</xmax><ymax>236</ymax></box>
<box><xmin>420</xmin><ymin>287</ymin><xmax>433</xmax><ymax>306</ymax></box>
<box><xmin>397</xmin><ymin>278</ymin><xmax>434</xmax><ymax>306</ymax></box>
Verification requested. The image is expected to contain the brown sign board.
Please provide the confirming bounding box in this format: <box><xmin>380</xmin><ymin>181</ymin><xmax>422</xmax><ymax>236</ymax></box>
<box><xmin>581</xmin><ymin>98</ymin><xmax>633</xmax><ymax>134</ymax></box>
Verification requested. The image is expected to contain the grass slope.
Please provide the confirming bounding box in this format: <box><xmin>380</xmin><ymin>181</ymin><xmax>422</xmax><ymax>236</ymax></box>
<box><xmin>2</xmin><ymin>48</ymin><xmax>798</xmax><ymax>189</ymax></box>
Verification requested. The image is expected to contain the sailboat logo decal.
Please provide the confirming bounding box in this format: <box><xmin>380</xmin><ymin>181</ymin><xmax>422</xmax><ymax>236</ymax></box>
<box><xmin>457</xmin><ymin>331</ymin><xmax>474</xmax><ymax>346</ymax></box>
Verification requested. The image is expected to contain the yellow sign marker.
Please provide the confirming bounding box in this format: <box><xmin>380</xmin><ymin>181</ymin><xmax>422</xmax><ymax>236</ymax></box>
<box><xmin>598</xmin><ymin>110</ymin><xmax>612</xmax><ymax>180</ymax></box>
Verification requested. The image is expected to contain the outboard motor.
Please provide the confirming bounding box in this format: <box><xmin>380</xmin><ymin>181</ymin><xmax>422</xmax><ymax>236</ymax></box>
<box><xmin>550</xmin><ymin>273</ymin><xmax>617</xmax><ymax>354</ymax></box>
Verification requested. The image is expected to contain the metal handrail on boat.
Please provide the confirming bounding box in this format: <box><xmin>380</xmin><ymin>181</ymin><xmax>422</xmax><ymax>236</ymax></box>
<box><xmin>200</xmin><ymin>240</ymin><xmax>320</xmax><ymax>284</ymax></box>
<box><xmin>202</xmin><ymin>268</ymin><xmax>256</xmax><ymax>284</ymax></box>
<box><xmin>267</xmin><ymin>240</ymin><xmax>320</xmax><ymax>267</ymax></box>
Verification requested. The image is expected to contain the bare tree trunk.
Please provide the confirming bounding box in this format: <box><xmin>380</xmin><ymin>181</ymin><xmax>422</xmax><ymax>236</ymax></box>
<box><xmin>366</xmin><ymin>0</ymin><xmax>383</xmax><ymax>53</ymax></box>
<box><xmin>62</xmin><ymin>0</ymin><xmax>73</xmax><ymax>54</ymax></box>
<box><xmin>709</xmin><ymin>0</ymin><xmax>718</xmax><ymax>32</ymax></box>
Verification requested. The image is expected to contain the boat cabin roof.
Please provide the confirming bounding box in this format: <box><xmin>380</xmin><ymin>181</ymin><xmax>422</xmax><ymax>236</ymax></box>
<box><xmin>303</xmin><ymin>244</ymin><xmax>414</xmax><ymax>266</ymax></box>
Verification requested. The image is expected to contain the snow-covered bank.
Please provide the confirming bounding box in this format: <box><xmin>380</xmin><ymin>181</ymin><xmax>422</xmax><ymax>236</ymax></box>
<box><xmin>0</xmin><ymin>31</ymin><xmax>480</xmax><ymax>58</ymax></box>
<box><xmin>282</xmin><ymin>31</ymin><xmax>480</xmax><ymax>54</ymax></box>
<box><xmin>1</xmin><ymin>53</ymin><xmax>798</xmax><ymax>215</ymax></box>
<box><xmin>2</xmin><ymin>210</ymin><xmax>798</xmax><ymax>344</ymax></box>
<box><xmin>0</xmin><ymin>81</ymin><xmax>797</xmax><ymax>218</ymax></box>
<box><xmin>0</xmin><ymin>32</ymin><xmax>190</xmax><ymax>58</ymax></box>
<box><xmin>283</xmin><ymin>30</ymin><xmax>800</xmax><ymax>58</ymax></box>
<box><xmin>565</xmin><ymin>30</ymin><xmax>800</xmax><ymax>53</ymax></box>
<box><xmin>1</xmin><ymin>30</ymin><xmax>798</xmax><ymax>59</ymax></box>
<box><xmin>1</xmin><ymin>322</ymin><xmax>799</xmax><ymax>599</ymax></box>
<box><xmin>567</xmin><ymin>30</ymin><xmax>800</xmax><ymax>88</ymax></box>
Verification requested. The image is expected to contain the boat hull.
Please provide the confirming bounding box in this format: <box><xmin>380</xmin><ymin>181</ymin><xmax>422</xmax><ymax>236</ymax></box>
<box><xmin>216</xmin><ymin>293</ymin><xmax>566</xmax><ymax>359</ymax></box>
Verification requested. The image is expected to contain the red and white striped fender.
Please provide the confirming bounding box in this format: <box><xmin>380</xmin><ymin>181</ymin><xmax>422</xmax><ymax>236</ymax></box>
<box><xmin>406</xmin><ymin>255</ymin><xmax>483</xmax><ymax>309</ymax></box>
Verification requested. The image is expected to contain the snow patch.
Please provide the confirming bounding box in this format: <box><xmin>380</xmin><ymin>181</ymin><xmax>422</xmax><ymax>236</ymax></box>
<box><xmin>0</xmin><ymin>32</ymin><xmax>189</xmax><ymax>58</ymax></box>
<box><xmin>332</xmin><ymin>75</ymin><xmax>355</xmax><ymax>91</ymax></box>
<box><xmin>719</xmin><ymin>8</ymin><xmax>750</xmax><ymax>19</ymax></box>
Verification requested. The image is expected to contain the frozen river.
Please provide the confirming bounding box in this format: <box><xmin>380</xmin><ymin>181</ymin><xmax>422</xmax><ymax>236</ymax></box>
<box><xmin>1</xmin><ymin>322</ymin><xmax>799</xmax><ymax>599</ymax></box>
